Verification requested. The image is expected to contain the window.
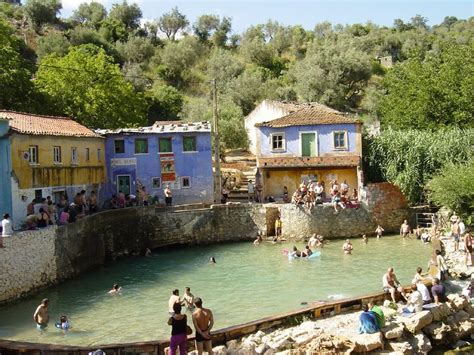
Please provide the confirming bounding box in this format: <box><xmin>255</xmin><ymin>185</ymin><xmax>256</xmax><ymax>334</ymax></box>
<box><xmin>135</xmin><ymin>138</ymin><xmax>148</xmax><ymax>154</ymax></box>
<box><xmin>181</xmin><ymin>176</ymin><xmax>191</xmax><ymax>188</ymax></box>
<box><xmin>71</xmin><ymin>147</ymin><xmax>78</xmax><ymax>165</ymax></box>
<box><xmin>152</xmin><ymin>177</ymin><xmax>161</xmax><ymax>189</ymax></box>
<box><xmin>183</xmin><ymin>136</ymin><xmax>197</xmax><ymax>152</ymax></box>
<box><xmin>271</xmin><ymin>133</ymin><xmax>285</xmax><ymax>151</ymax></box>
<box><xmin>28</xmin><ymin>145</ymin><xmax>38</xmax><ymax>164</ymax></box>
<box><xmin>34</xmin><ymin>189</ymin><xmax>43</xmax><ymax>202</ymax></box>
<box><xmin>159</xmin><ymin>137</ymin><xmax>172</xmax><ymax>153</ymax></box>
<box><xmin>85</xmin><ymin>148</ymin><xmax>90</xmax><ymax>162</ymax></box>
<box><xmin>333</xmin><ymin>131</ymin><xmax>347</xmax><ymax>149</ymax></box>
<box><xmin>53</xmin><ymin>146</ymin><xmax>62</xmax><ymax>164</ymax></box>
<box><xmin>114</xmin><ymin>139</ymin><xmax>125</xmax><ymax>154</ymax></box>
<box><xmin>97</xmin><ymin>148</ymin><xmax>102</xmax><ymax>162</ymax></box>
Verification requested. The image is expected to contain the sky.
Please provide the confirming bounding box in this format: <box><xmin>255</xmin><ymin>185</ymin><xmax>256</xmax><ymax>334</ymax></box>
<box><xmin>60</xmin><ymin>0</ymin><xmax>474</xmax><ymax>32</ymax></box>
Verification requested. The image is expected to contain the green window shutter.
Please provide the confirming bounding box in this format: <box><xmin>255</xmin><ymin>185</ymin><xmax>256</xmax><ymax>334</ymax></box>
<box><xmin>135</xmin><ymin>139</ymin><xmax>148</xmax><ymax>154</ymax></box>
<box><xmin>183</xmin><ymin>136</ymin><xmax>196</xmax><ymax>152</ymax></box>
<box><xmin>159</xmin><ymin>138</ymin><xmax>172</xmax><ymax>152</ymax></box>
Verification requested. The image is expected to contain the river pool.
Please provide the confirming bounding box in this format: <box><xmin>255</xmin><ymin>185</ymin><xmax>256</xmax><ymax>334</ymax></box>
<box><xmin>0</xmin><ymin>236</ymin><xmax>431</xmax><ymax>346</ymax></box>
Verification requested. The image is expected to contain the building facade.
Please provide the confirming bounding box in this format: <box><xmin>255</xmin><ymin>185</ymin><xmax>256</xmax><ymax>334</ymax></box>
<box><xmin>253</xmin><ymin>103</ymin><xmax>363</xmax><ymax>199</ymax></box>
<box><xmin>0</xmin><ymin>117</ymin><xmax>12</xmax><ymax>220</ymax></box>
<box><xmin>99</xmin><ymin>121</ymin><xmax>213</xmax><ymax>205</ymax></box>
<box><xmin>0</xmin><ymin>111</ymin><xmax>106</xmax><ymax>227</ymax></box>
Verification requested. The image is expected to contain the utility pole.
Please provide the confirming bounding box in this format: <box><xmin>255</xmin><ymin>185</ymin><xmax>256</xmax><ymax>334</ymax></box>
<box><xmin>211</xmin><ymin>79</ymin><xmax>221</xmax><ymax>204</ymax></box>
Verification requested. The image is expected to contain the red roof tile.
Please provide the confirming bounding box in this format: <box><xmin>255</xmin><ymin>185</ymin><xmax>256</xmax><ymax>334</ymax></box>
<box><xmin>257</xmin><ymin>155</ymin><xmax>360</xmax><ymax>168</ymax></box>
<box><xmin>255</xmin><ymin>103</ymin><xmax>361</xmax><ymax>128</ymax></box>
<box><xmin>0</xmin><ymin>111</ymin><xmax>102</xmax><ymax>138</ymax></box>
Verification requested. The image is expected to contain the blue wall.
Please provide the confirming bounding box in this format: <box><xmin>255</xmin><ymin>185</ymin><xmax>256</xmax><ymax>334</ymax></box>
<box><xmin>101</xmin><ymin>131</ymin><xmax>213</xmax><ymax>205</ymax></box>
<box><xmin>257</xmin><ymin>124</ymin><xmax>358</xmax><ymax>157</ymax></box>
<box><xmin>0</xmin><ymin>120</ymin><xmax>12</xmax><ymax>216</ymax></box>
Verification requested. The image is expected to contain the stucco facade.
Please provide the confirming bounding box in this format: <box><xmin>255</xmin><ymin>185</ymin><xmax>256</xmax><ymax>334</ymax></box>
<box><xmin>0</xmin><ymin>119</ymin><xmax>12</xmax><ymax>218</ymax></box>
<box><xmin>99</xmin><ymin>121</ymin><xmax>213</xmax><ymax>205</ymax></box>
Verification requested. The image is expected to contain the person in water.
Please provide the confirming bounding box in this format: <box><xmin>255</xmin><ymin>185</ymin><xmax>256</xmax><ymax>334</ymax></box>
<box><xmin>209</xmin><ymin>257</ymin><xmax>216</xmax><ymax>264</ymax></box>
<box><xmin>308</xmin><ymin>234</ymin><xmax>318</xmax><ymax>248</ymax></box>
<box><xmin>290</xmin><ymin>246</ymin><xmax>302</xmax><ymax>258</ymax></box>
<box><xmin>55</xmin><ymin>315</ymin><xmax>71</xmax><ymax>331</ymax></box>
<box><xmin>375</xmin><ymin>225</ymin><xmax>384</xmax><ymax>239</ymax></box>
<box><xmin>301</xmin><ymin>245</ymin><xmax>313</xmax><ymax>257</ymax></box>
<box><xmin>183</xmin><ymin>287</ymin><xmax>195</xmax><ymax>310</ymax></box>
<box><xmin>108</xmin><ymin>284</ymin><xmax>122</xmax><ymax>294</ymax></box>
<box><xmin>343</xmin><ymin>239</ymin><xmax>353</xmax><ymax>254</ymax></box>
<box><xmin>169</xmin><ymin>289</ymin><xmax>182</xmax><ymax>315</ymax></box>
<box><xmin>33</xmin><ymin>298</ymin><xmax>49</xmax><ymax>330</ymax></box>
<box><xmin>254</xmin><ymin>233</ymin><xmax>263</xmax><ymax>245</ymax></box>
<box><xmin>167</xmin><ymin>302</ymin><xmax>189</xmax><ymax>355</ymax></box>
<box><xmin>358</xmin><ymin>304</ymin><xmax>379</xmax><ymax>334</ymax></box>
<box><xmin>362</xmin><ymin>235</ymin><xmax>368</xmax><ymax>244</ymax></box>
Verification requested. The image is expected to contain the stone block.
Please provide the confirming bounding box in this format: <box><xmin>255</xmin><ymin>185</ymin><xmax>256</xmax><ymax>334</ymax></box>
<box><xmin>447</xmin><ymin>294</ymin><xmax>470</xmax><ymax>311</ymax></box>
<box><xmin>212</xmin><ymin>345</ymin><xmax>227</xmax><ymax>355</ymax></box>
<box><xmin>386</xmin><ymin>339</ymin><xmax>413</xmax><ymax>354</ymax></box>
<box><xmin>353</xmin><ymin>332</ymin><xmax>383</xmax><ymax>352</ymax></box>
<box><xmin>429</xmin><ymin>303</ymin><xmax>451</xmax><ymax>321</ymax></box>
<box><xmin>382</xmin><ymin>322</ymin><xmax>404</xmax><ymax>339</ymax></box>
<box><xmin>408</xmin><ymin>332</ymin><xmax>432</xmax><ymax>354</ymax></box>
<box><xmin>423</xmin><ymin>322</ymin><xmax>452</xmax><ymax>346</ymax></box>
<box><xmin>403</xmin><ymin>310</ymin><xmax>433</xmax><ymax>333</ymax></box>
<box><xmin>226</xmin><ymin>339</ymin><xmax>239</xmax><ymax>353</ymax></box>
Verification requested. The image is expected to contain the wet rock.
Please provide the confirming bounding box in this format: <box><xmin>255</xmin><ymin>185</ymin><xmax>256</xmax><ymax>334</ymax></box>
<box><xmin>305</xmin><ymin>334</ymin><xmax>355</xmax><ymax>354</ymax></box>
<box><xmin>429</xmin><ymin>303</ymin><xmax>451</xmax><ymax>321</ymax></box>
<box><xmin>353</xmin><ymin>332</ymin><xmax>383</xmax><ymax>352</ymax></box>
<box><xmin>386</xmin><ymin>339</ymin><xmax>413</xmax><ymax>354</ymax></box>
<box><xmin>408</xmin><ymin>332</ymin><xmax>432</xmax><ymax>354</ymax></box>
<box><xmin>403</xmin><ymin>310</ymin><xmax>433</xmax><ymax>333</ymax></box>
<box><xmin>382</xmin><ymin>322</ymin><xmax>405</xmax><ymax>339</ymax></box>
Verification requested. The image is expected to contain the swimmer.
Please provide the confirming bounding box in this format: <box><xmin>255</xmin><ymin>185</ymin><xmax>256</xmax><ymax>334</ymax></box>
<box><xmin>209</xmin><ymin>257</ymin><xmax>216</xmax><ymax>264</ymax></box>
<box><xmin>108</xmin><ymin>284</ymin><xmax>122</xmax><ymax>294</ymax></box>
<box><xmin>33</xmin><ymin>298</ymin><xmax>49</xmax><ymax>330</ymax></box>
<box><xmin>254</xmin><ymin>234</ymin><xmax>263</xmax><ymax>245</ymax></box>
<box><xmin>308</xmin><ymin>234</ymin><xmax>318</xmax><ymax>248</ymax></box>
<box><xmin>375</xmin><ymin>225</ymin><xmax>384</xmax><ymax>239</ymax></box>
<box><xmin>316</xmin><ymin>235</ymin><xmax>324</xmax><ymax>248</ymax></box>
<box><xmin>145</xmin><ymin>248</ymin><xmax>152</xmax><ymax>257</ymax></box>
<box><xmin>55</xmin><ymin>315</ymin><xmax>71</xmax><ymax>331</ymax></box>
<box><xmin>301</xmin><ymin>245</ymin><xmax>313</xmax><ymax>257</ymax></box>
<box><xmin>183</xmin><ymin>287</ymin><xmax>195</xmax><ymax>310</ymax></box>
<box><xmin>290</xmin><ymin>246</ymin><xmax>301</xmax><ymax>258</ymax></box>
<box><xmin>343</xmin><ymin>239</ymin><xmax>353</xmax><ymax>255</ymax></box>
<box><xmin>362</xmin><ymin>235</ymin><xmax>368</xmax><ymax>244</ymax></box>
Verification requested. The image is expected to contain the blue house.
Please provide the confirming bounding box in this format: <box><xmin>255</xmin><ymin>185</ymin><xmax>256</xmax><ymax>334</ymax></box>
<box><xmin>251</xmin><ymin>102</ymin><xmax>363</xmax><ymax>199</ymax></box>
<box><xmin>0</xmin><ymin>117</ymin><xmax>12</xmax><ymax>218</ymax></box>
<box><xmin>99</xmin><ymin>121</ymin><xmax>213</xmax><ymax>206</ymax></box>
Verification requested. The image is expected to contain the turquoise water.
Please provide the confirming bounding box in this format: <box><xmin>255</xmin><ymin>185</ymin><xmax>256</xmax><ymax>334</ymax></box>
<box><xmin>0</xmin><ymin>236</ymin><xmax>431</xmax><ymax>346</ymax></box>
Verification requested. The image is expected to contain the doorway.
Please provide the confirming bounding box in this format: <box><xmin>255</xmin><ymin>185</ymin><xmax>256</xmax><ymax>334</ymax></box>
<box><xmin>117</xmin><ymin>175</ymin><xmax>131</xmax><ymax>195</ymax></box>
<box><xmin>301</xmin><ymin>132</ymin><xmax>317</xmax><ymax>157</ymax></box>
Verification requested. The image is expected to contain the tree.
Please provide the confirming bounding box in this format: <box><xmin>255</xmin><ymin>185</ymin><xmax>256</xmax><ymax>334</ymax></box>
<box><xmin>207</xmin><ymin>49</ymin><xmax>244</xmax><ymax>89</ymax></box>
<box><xmin>98</xmin><ymin>17</ymin><xmax>128</xmax><ymax>42</ymax></box>
<box><xmin>72</xmin><ymin>1</ymin><xmax>106</xmax><ymax>28</ymax></box>
<box><xmin>109</xmin><ymin>0</ymin><xmax>142</xmax><ymax>31</ymax></box>
<box><xmin>291</xmin><ymin>39</ymin><xmax>372</xmax><ymax>109</ymax></box>
<box><xmin>193</xmin><ymin>14</ymin><xmax>220</xmax><ymax>42</ymax></box>
<box><xmin>157</xmin><ymin>7</ymin><xmax>188</xmax><ymax>41</ymax></box>
<box><xmin>35</xmin><ymin>44</ymin><xmax>147</xmax><ymax>128</ymax></box>
<box><xmin>37</xmin><ymin>32</ymin><xmax>70</xmax><ymax>59</ymax></box>
<box><xmin>410</xmin><ymin>14</ymin><xmax>429</xmax><ymax>30</ymax></box>
<box><xmin>116</xmin><ymin>36</ymin><xmax>154</xmax><ymax>64</ymax></box>
<box><xmin>147</xmin><ymin>84</ymin><xmax>184</xmax><ymax>123</ymax></box>
<box><xmin>24</xmin><ymin>0</ymin><xmax>62</xmax><ymax>32</ymax></box>
<box><xmin>379</xmin><ymin>43</ymin><xmax>474</xmax><ymax>129</ymax></box>
<box><xmin>428</xmin><ymin>160</ymin><xmax>474</xmax><ymax>220</ymax></box>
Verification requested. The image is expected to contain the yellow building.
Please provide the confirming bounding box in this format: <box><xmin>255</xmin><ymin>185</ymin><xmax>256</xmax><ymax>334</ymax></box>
<box><xmin>0</xmin><ymin>111</ymin><xmax>106</xmax><ymax>225</ymax></box>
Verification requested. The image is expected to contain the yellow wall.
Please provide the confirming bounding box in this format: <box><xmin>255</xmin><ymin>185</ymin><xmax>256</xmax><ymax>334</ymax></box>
<box><xmin>262</xmin><ymin>167</ymin><xmax>358</xmax><ymax>198</ymax></box>
<box><xmin>11</xmin><ymin>134</ymin><xmax>106</xmax><ymax>189</ymax></box>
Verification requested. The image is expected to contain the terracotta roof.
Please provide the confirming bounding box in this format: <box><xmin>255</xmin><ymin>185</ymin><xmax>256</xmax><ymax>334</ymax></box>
<box><xmin>0</xmin><ymin>111</ymin><xmax>102</xmax><ymax>138</ymax></box>
<box><xmin>95</xmin><ymin>121</ymin><xmax>211</xmax><ymax>135</ymax></box>
<box><xmin>257</xmin><ymin>155</ymin><xmax>361</xmax><ymax>168</ymax></box>
<box><xmin>255</xmin><ymin>103</ymin><xmax>361</xmax><ymax>128</ymax></box>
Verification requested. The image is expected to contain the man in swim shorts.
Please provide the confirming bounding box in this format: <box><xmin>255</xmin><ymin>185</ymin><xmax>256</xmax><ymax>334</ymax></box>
<box><xmin>464</xmin><ymin>230</ymin><xmax>473</xmax><ymax>266</ymax></box>
<box><xmin>192</xmin><ymin>297</ymin><xmax>214</xmax><ymax>355</ymax></box>
<box><xmin>383</xmin><ymin>268</ymin><xmax>406</xmax><ymax>302</ymax></box>
<box><xmin>400</xmin><ymin>220</ymin><xmax>411</xmax><ymax>238</ymax></box>
<box><xmin>183</xmin><ymin>287</ymin><xmax>195</xmax><ymax>310</ymax></box>
<box><xmin>33</xmin><ymin>298</ymin><xmax>49</xmax><ymax>330</ymax></box>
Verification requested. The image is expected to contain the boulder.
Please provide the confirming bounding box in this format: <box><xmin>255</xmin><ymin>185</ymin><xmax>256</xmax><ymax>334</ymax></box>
<box><xmin>447</xmin><ymin>294</ymin><xmax>470</xmax><ymax>311</ymax></box>
<box><xmin>403</xmin><ymin>311</ymin><xmax>433</xmax><ymax>333</ymax></box>
<box><xmin>453</xmin><ymin>340</ymin><xmax>471</xmax><ymax>349</ymax></box>
<box><xmin>465</xmin><ymin>303</ymin><xmax>474</xmax><ymax>318</ymax></box>
<box><xmin>452</xmin><ymin>310</ymin><xmax>470</xmax><ymax>323</ymax></box>
<box><xmin>305</xmin><ymin>334</ymin><xmax>355</xmax><ymax>354</ymax></box>
<box><xmin>386</xmin><ymin>339</ymin><xmax>413</xmax><ymax>354</ymax></box>
<box><xmin>212</xmin><ymin>345</ymin><xmax>227</xmax><ymax>355</ymax></box>
<box><xmin>408</xmin><ymin>332</ymin><xmax>432</xmax><ymax>354</ymax></box>
<box><xmin>353</xmin><ymin>332</ymin><xmax>384</xmax><ymax>352</ymax></box>
<box><xmin>255</xmin><ymin>343</ymin><xmax>269</xmax><ymax>354</ymax></box>
<box><xmin>429</xmin><ymin>303</ymin><xmax>451</xmax><ymax>321</ymax></box>
<box><xmin>226</xmin><ymin>339</ymin><xmax>239</xmax><ymax>353</ymax></box>
<box><xmin>382</xmin><ymin>322</ymin><xmax>405</xmax><ymax>339</ymax></box>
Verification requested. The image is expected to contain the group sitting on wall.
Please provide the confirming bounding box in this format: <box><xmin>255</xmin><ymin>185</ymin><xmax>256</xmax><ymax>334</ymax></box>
<box><xmin>291</xmin><ymin>180</ymin><xmax>359</xmax><ymax>212</ymax></box>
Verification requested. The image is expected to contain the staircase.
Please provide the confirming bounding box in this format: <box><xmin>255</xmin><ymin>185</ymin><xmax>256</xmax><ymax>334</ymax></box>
<box><xmin>221</xmin><ymin>150</ymin><xmax>257</xmax><ymax>203</ymax></box>
<box><xmin>228</xmin><ymin>167</ymin><xmax>257</xmax><ymax>202</ymax></box>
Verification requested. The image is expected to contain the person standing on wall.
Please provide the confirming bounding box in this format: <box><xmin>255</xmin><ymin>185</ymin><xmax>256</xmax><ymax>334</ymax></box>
<box><xmin>192</xmin><ymin>297</ymin><xmax>214</xmax><ymax>355</ymax></box>
<box><xmin>247</xmin><ymin>180</ymin><xmax>255</xmax><ymax>203</ymax></box>
<box><xmin>164</xmin><ymin>185</ymin><xmax>173</xmax><ymax>207</ymax></box>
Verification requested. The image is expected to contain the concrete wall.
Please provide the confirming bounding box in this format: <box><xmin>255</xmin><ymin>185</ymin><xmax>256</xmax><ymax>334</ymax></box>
<box><xmin>0</xmin><ymin>120</ymin><xmax>12</xmax><ymax>218</ymax></box>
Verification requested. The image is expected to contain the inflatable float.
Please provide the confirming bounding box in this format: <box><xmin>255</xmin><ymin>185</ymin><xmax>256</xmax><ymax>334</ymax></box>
<box><xmin>283</xmin><ymin>249</ymin><xmax>321</xmax><ymax>260</ymax></box>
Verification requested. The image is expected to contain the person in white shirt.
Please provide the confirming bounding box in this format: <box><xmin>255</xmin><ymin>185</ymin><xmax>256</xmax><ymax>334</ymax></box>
<box><xmin>168</xmin><ymin>289</ymin><xmax>182</xmax><ymax>315</ymax></box>
<box><xmin>416</xmin><ymin>282</ymin><xmax>431</xmax><ymax>304</ymax></box>
<box><xmin>404</xmin><ymin>284</ymin><xmax>424</xmax><ymax>313</ymax></box>
<box><xmin>1</xmin><ymin>213</ymin><xmax>13</xmax><ymax>237</ymax></box>
<box><xmin>458</xmin><ymin>218</ymin><xmax>466</xmax><ymax>236</ymax></box>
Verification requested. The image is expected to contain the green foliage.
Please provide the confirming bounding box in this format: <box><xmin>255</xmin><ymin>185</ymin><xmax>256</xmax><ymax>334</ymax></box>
<box><xmin>364</xmin><ymin>128</ymin><xmax>474</xmax><ymax>204</ymax></box>
<box><xmin>147</xmin><ymin>84</ymin><xmax>184</xmax><ymax>122</ymax></box>
<box><xmin>290</xmin><ymin>39</ymin><xmax>372</xmax><ymax>109</ymax></box>
<box><xmin>379</xmin><ymin>43</ymin><xmax>474</xmax><ymax>129</ymax></box>
<box><xmin>24</xmin><ymin>0</ymin><xmax>61</xmax><ymax>32</ymax></box>
<box><xmin>218</xmin><ymin>99</ymin><xmax>248</xmax><ymax>150</ymax></box>
<box><xmin>116</xmin><ymin>36</ymin><xmax>154</xmax><ymax>64</ymax></box>
<box><xmin>428</xmin><ymin>160</ymin><xmax>474</xmax><ymax>220</ymax></box>
<box><xmin>157</xmin><ymin>7</ymin><xmax>188</xmax><ymax>41</ymax></box>
<box><xmin>35</xmin><ymin>44</ymin><xmax>147</xmax><ymax>128</ymax></box>
<box><xmin>72</xmin><ymin>1</ymin><xmax>107</xmax><ymax>28</ymax></box>
<box><xmin>109</xmin><ymin>0</ymin><xmax>142</xmax><ymax>31</ymax></box>
<box><xmin>207</xmin><ymin>49</ymin><xmax>244</xmax><ymax>87</ymax></box>
<box><xmin>98</xmin><ymin>17</ymin><xmax>128</xmax><ymax>42</ymax></box>
<box><xmin>37</xmin><ymin>32</ymin><xmax>70</xmax><ymax>59</ymax></box>
<box><xmin>193</xmin><ymin>14</ymin><xmax>220</xmax><ymax>42</ymax></box>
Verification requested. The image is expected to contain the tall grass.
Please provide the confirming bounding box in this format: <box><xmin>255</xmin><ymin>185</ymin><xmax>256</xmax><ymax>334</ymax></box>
<box><xmin>364</xmin><ymin>128</ymin><xmax>474</xmax><ymax>204</ymax></box>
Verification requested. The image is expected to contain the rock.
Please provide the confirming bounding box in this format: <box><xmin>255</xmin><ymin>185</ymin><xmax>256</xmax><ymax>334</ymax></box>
<box><xmin>226</xmin><ymin>339</ymin><xmax>239</xmax><ymax>353</ymax></box>
<box><xmin>353</xmin><ymin>332</ymin><xmax>383</xmax><ymax>352</ymax></box>
<box><xmin>255</xmin><ymin>343</ymin><xmax>269</xmax><ymax>354</ymax></box>
<box><xmin>452</xmin><ymin>310</ymin><xmax>470</xmax><ymax>323</ymax></box>
<box><xmin>408</xmin><ymin>332</ymin><xmax>432</xmax><ymax>354</ymax></box>
<box><xmin>447</xmin><ymin>294</ymin><xmax>470</xmax><ymax>311</ymax></box>
<box><xmin>423</xmin><ymin>321</ymin><xmax>452</xmax><ymax>345</ymax></box>
<box><xmin>382</xmin><ymin>322</ymin><xmax>405</xmax><ymax>339</ymax></box>
<box><xmin>386</xmin><ymin>339</ymin><xmax>413</xmax><ymax>354</ymax></box>
<box><xmin>305</xmin><ymin>334</ymin><xmax>355</xmax><ymax>354</ymax></box>
<box><xmin>263</xmin><ymin>349</ymin><xmax>276</xmax><ymax>355</ymax></box>
<box><xmin>212</xmin><ymin>345</ymin><xmax>227</xmax><ymax>355</ymax></box>
<box><xmin>268</xmin><ymin>336</ymin><xmax>292</xmax><ymax>351</ymax></box>
<box><xmin>380</xmin><ymin>305</ymin><xmax>398</xmax><ymax>319</ymax></box>
<box><xmin>465</xmin><ymin>303</ymin><xmax>474</xmax><ymax>318</ymax></box>
<box><xmin>293</xmin><ymin>330</ymin><xmax>322</xmax><ymax>345</ymax></box>
<box><xmin>402</xmin><ymin>311</ymin><xmax>433</xmax><ymax>333</ymax></box>
<box><xmin>453</xmin><ymin>340</ymin><xmax>471</xmax><ymax>349</ymax></box>
<box><xmin>429</xmin><ymin>303</ymin><xmax>451</xmax><ymax>321</ymax></box>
